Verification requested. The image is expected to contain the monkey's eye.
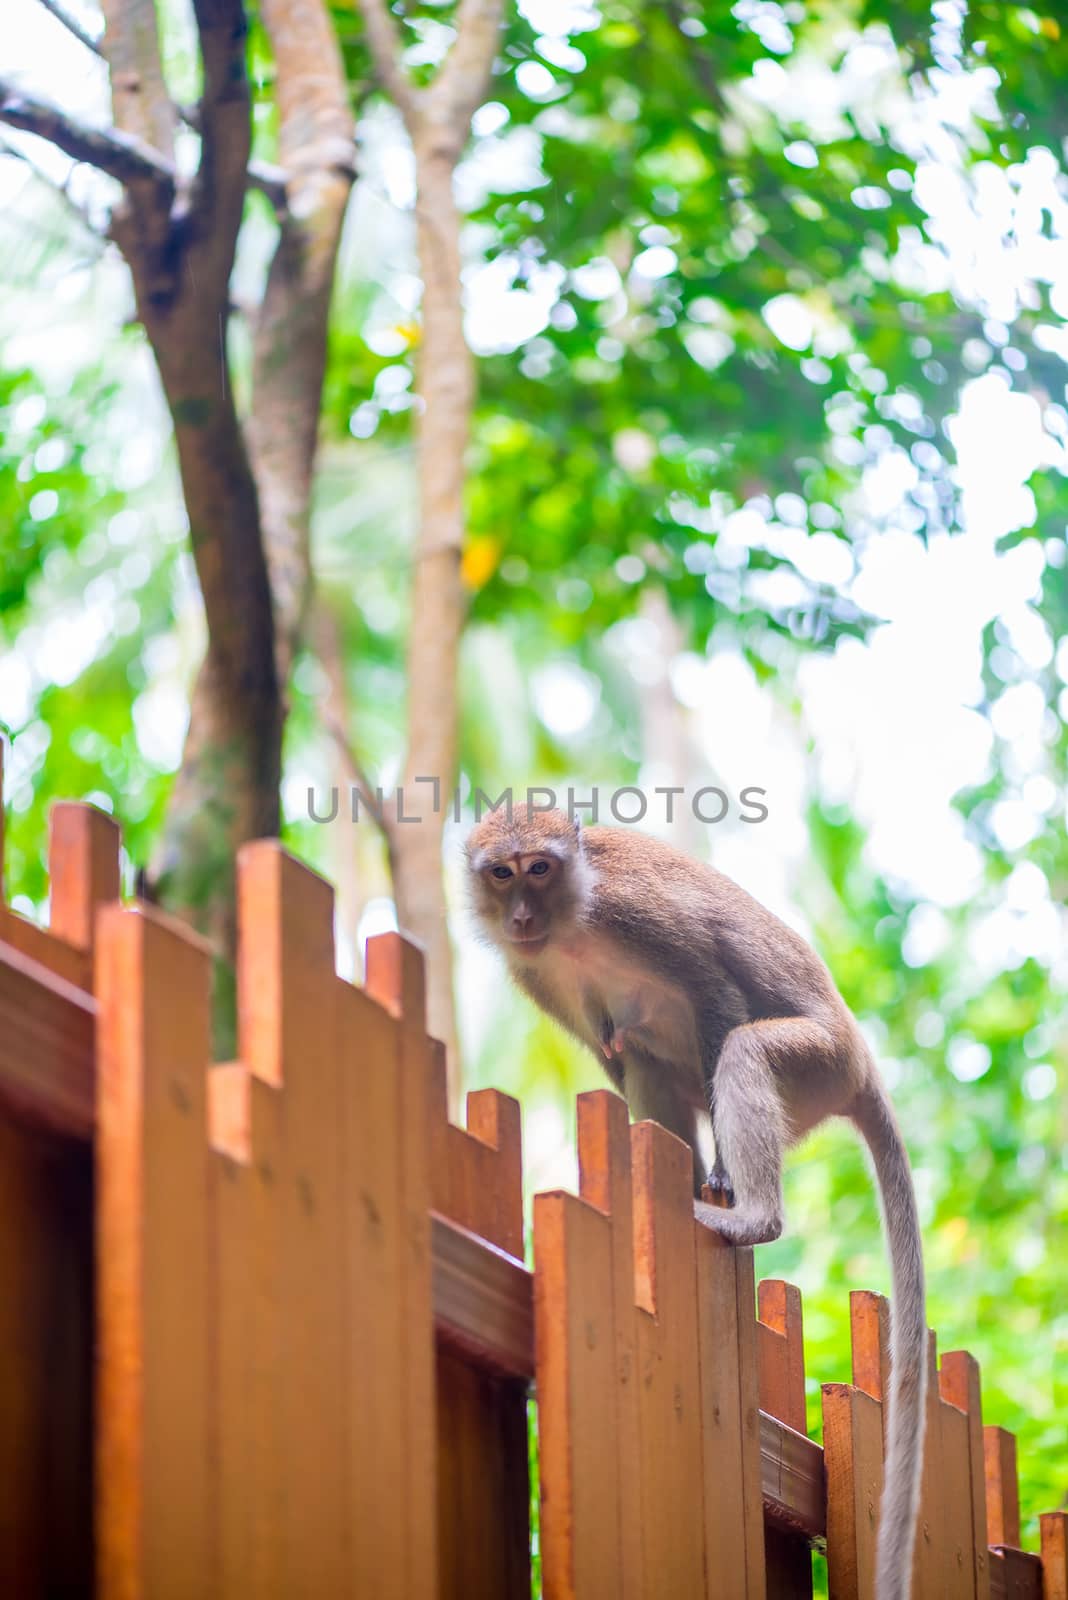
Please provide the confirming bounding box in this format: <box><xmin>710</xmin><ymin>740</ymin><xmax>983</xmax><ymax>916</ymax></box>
<box><xmin>529</xmin><ymin>860</ymin><xmax>551</xmax><ymax>877</ymax></box>
<box><xmin>490</xmin><ymin>865</ymin><xmax>514</xmax><ymax>881</ymax></box>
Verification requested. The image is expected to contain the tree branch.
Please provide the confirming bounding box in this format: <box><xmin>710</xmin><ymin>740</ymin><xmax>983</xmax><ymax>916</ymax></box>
<box><xmin>99</xmin><ymin>0</ymin><xmax>175</xmax><ymax>158</ymax></box>
<box><xmin>358</xmin><ymin>0</ymin><xmax>420</xmax><ymax>124</ymax></box>
<box><xmin>431</xmin><ymin>0</ymin><xmax>502</xmax><ymax>131</ymax></box>
<box><xmin>0</xmin><ymin>79</ymin><xmax>174</xmax><ymax>189</ymax></box>
<box><xmin>36</xmin><ymin>0</ymin><xmax>104</xmax><ymax>56</ymax></box>
<box><xmin>176</xmin><ymin>103</ymin><xmax>290</xmax><ymax>211</ymax></box>
<box><xmin>247</xmin><ymin>0</ymin><xmax>357</xmax><ymax>681</ymax></box>
<box><xmin>186</xmin><ymin>0</ymin><xmax>252</xmax><ymax>291</ymax></box>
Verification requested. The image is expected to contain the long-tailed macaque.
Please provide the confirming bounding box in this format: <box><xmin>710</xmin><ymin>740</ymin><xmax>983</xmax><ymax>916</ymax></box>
<box><xmin>466</xmin><ymin>806</ymin><xmax>926</xmax><ymax>1600</ymax></box>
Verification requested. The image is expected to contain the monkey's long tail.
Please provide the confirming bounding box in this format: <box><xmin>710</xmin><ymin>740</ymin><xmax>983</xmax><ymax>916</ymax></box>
<box><xmin>851</xmin><ymin>1074</ymin><xmax>928</xmax><ymax>1600</ymax></box>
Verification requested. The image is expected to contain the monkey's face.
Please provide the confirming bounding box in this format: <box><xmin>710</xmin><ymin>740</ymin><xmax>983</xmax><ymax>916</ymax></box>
<box><xmin>465</xmin><ymin>809</ymin><xmax>589</xmax><ymax>958</ymax></box>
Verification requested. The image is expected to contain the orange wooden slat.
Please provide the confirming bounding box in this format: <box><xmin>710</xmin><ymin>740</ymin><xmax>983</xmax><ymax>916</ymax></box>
<box><xmin>207</xmin><ymin>1065</ymin><xmax>254</xmax><ymax>1598</ymax></box>
<box><xmin>822</xmin><ymin>1383</ymin><xmax>884</xmax><ymax>1600</ymax></box>
<box><xmin>433</xmin><ymin>1084</ymin><xmax>530</xmax><ymax>1594</ymax></box>
<box><xmin>757</xmin><ymin>1280</ymin><xmax>812</xmax><ymax>1597</ymax></box>
<box><xmin>577</xmin><ymin>1090</ymin><xmax>642</xmax><ymax>1600</ymax></box>
<box><xmin>732</xmin><ymin>1238</ymin><xmax>768</xmax><ymax>1597</ymax></box>
<box><xmin>914</xmin><ymin>1331</ymin><xmax>946</xmax><ymax>1600</ymax></box>
<box><xmin>534</xmin><ymin>1187</ymin><xmax>622</xmax><ymax>1599</ymax></box>
<box><xmin>337</xmin><ymin>978</ymin><xmax>410</xmax><ymax>1598</ymax></box>
<box><xmin>941</xmin><ymin>1351</ymin><xmax>992</xmax><ymax>1600</ymax></box>
<box><xmin>632</xmin><ymin>1119</ymin><xmax>706</xmax><ymax>1599</ymax></box>
<box><xmin>990</xmin><ymin>1546</ymin><xmax>1043</xmax><ymax>1600</ymax></box>
<box><xmin>758</xmin><ymin>1280</ymin><xmax>807</xmax><ymax>1435</ymax></box>
<box><xmin>236</xmin><ymin>844</ymin><xmax>348</xmax><ymax>1596</ymax></box>
<box><xmin>364</xmin><ymin>930</ymin><xmax>438</xmax><ymax>1600</ymax></box>
<box><xmin>435</xmin><ymin>1082</ymin><xmax>524</xmax><ymax>1258</ymax></box>
<box><xmin>985</xmin><ymin>1427</ymin><xmax>1021</xmax><ymax>1550</ymax></box>
<box><xmin>941</xmin><ymin>1397</ymin><xmax>978</xmax><ymax>1599</ymax></box>
<box><xmin>695</xmin><ymin>1219</ymin><xmax>761</xmax><ymax>1600</ymax></box>
<box><xmin>0</xmin><ymin>937</ymin><xmax>94</xmax><ymax>1138</ymax></box>
<box><xmin>1040</xmin><ymin>1512</ymin><xmax>1068</xmax><ymax>1600</ymax></box>
<box><xmin>849</xmin><ymin>1290</ymin><xmax>891</xmax><ymax>1416</ymax></box>
<box><xmin>48</xmin><ymin>801</ymin><xmax>121</xmax><ymax>971</ymax></box>
<box><xmin>95</xmin><ymin>904</ymin><xmax>212</xmax><ymax>1600</ymax></box>
<box><xmin>0</xmin><ymin>908</ymin><xmax>90</xmax><ymax>990</ymax></box>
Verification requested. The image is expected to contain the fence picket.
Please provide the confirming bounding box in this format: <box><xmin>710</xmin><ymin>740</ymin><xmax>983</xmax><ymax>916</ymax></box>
<box><xmin>941</xmin><ymin>1352</ymin><xmax>991</xmax><ymax>1600</ymax></box>
<box><xmin>694</xmin><ymin>1222</ymin><xmax>758</xmax><ymax>1599</ymax></box>
<box><xmin>758</xmin><ymin>1280</ymin><xmax>813</xmax><ymax>1597</ymax></box>
<box><xmin>365</xmin><ymin>930</ymin><xmax>439</xmax><ymax>1600</ymax></box>
<box><xmin>941</xmin><ymin>1394</ymin><xmax>978</xmax><ymax>1599</ymax></box>
<box><xmin>985</xmin><ymin>1427</ymin><xmax>1021</xmax><ymax>1550</ymax></box>
<box><xmin>1040</xmin><ymin>1512</ymin><xmax>1068</xmax><ymax>1600</ymax></box>
<box><xmin>577</xmin><ymin>1090</ymin><xmax>644</xmax><ymax>1600</ymax></box>
<box><xmin>95</xmin><ymin>905</ymin><xmax>212</xmax><ymax>1599</ymax></box>
<box><xmin>632</xmin><ymin>1120</ymin><xmax>706</xmax><ymax>1598</ymax></box>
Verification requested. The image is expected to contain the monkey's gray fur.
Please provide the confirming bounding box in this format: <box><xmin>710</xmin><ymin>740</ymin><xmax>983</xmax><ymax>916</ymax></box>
<box><xmin>466</xmin><ymin>807</ymin><xmax>927</xmax><ymax>1600</ymax></box>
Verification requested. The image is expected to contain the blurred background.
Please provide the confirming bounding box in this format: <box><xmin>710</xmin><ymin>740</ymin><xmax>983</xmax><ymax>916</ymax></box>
<box><xmin>1</xmin><ymin>0</ymin><xmax>1065</xmax><ymax>1540</ymax></box>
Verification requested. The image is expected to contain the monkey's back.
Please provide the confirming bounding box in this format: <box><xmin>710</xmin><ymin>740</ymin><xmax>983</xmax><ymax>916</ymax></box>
<box><xmin>579</xmin><ymin>825</ymin><xmax>846</xmax><ymax>1033</ymax></box>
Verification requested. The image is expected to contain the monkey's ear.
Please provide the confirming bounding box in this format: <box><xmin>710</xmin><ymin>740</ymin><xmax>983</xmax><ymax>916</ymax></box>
<box><xmin>572</xmin><ymin>816</ymin><xmax>583</xmax><ymax>841</ymax></box>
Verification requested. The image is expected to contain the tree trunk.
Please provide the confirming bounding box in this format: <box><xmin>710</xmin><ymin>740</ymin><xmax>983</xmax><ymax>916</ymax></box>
<box><xmin>357</xmin><ymin>0</ymin><xmax>501</xmax><ymax>1100</ymax></box>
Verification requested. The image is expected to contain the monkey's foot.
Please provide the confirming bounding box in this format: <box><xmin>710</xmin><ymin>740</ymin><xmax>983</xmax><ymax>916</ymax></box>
<box><xmin>694</xmin><ymin>1200</ymin><xmax>783</xmax><ymax>1246</ymax></box>
<box><xmin>704</xmin><ymin>1170</ymin><xmax>735</xmax><ymax>1207</ymax></box>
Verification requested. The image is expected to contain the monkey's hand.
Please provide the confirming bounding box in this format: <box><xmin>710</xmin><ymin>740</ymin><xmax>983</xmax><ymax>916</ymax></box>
<box><xmin>598</xmin><ymin>989</ymin><xmax>652</xmax><ymax>1059</ymax></box>
<box><xmin>600</xmin><ymin>1017</ymin><xmax>629</xmax><ymax>1059</ymax></box>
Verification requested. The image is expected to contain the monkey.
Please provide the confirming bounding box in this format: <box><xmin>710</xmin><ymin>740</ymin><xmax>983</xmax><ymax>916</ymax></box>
<box><xmin>465</xmin><ymin>806</ymin><xmax>926</xmax><ymax>1600</ymax></box>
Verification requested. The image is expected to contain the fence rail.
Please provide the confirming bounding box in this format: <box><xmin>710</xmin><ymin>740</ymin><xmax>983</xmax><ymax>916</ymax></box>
<box><xmin>0</xmin><ymin>769</ymin><xmax>1064</xmax><ymax>1599</ymax></box>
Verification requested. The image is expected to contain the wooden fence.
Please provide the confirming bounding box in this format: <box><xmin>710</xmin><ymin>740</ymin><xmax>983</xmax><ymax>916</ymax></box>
<box><xmin>0</xmin><ymin>774</ymin><xmax>1064</xmax><ymax>1599</ymax></box>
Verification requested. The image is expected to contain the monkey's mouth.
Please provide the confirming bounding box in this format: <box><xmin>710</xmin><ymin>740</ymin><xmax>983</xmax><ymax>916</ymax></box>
<box><xmin>510</xmin><ymin>934</ymin><xmax>548</xmax><ymax>956</ymax></box>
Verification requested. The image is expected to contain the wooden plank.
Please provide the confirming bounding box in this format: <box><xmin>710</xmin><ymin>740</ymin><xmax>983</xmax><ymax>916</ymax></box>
<box><xmin>425</xmin><ymin>1049</ymin><xmax>529</xmax><ymax>1599</ymax></box>
<box><xmin>850</xmin><ymin>1290</ymin><xmax>890</xmax><ymax>1415</ymax></box>
<box><xmin>534</xmin><ymin>1187</ymin><xmax>622</xmax><ymax>1598</ymax></box>
<box><xmin>0</xmin><ymin>907</ymin><xmax>90</xmax><ymax>990</ymax></box>
<box><xmin>941</xmin><ymin>1351</ymin><xmax>991</xmax><ymax>1600</ymax></box>
<box><xmin>914</xmin><ymin>1331</ymin><xmax>945</xmax><ymax>1600</ymax></box>
<box><xmin>365</xmin><ymin>930</ymin><xmax>438</xmax><ymax>1600</ymax></box>
<box><xmin>941</xmin><ymin>1397</ymin><xmax>977</xmax><ymax>1599</ymax></box>
<box><xmin>48</xmin><ymin>801</ymin><xmax>121</xmax><ymax>974</ymax></box>
<box><xmin>758</xmin><ymin>1280</ymin><xmax>807</xmax><ymax>1435</ymax></box>
<box><xmin>432</xmin><ymin>1212</ymin><xmax>531</xmax><ymax>1378</ymax></box>
<box><xmin>577</xmin><ymin>1089</ymin><xmax>643</xmax><ymax>1600</ymax></box>
<box><xmin>632</xmin><ymin>1119</ymin><xmax>707</xmax><ymax>1599</ymax></box>
<box><xmin>985</xmin><ymin>1428</ymin><xmax>1021</xmax><ymax>1550</ymax></box>
<box><xmin>760</xmin><ymin>1412</ymin><xmax>825</xmax><ymax>1540</ymax></box>
<box><xmin>990</xmin><ymin>1548</ymin><xmax>1043</xmax><ymax>1600</ymax></box>
<box><xmin>0</xmin><ymin>938</ymin><xmax>94</xmax><ymax>1139</ymax></box>
<box><xmin>734</xmin><ymin>1244</ymin><xmax>771</xmax><ymax>1596</ymax></box>
<box><xmin>236</xmin><ymin>843</ymin><xmax>347</xmax><ymax>1596</ymax></box>
<box><xmin>1040</xmin><ymin>1512</ymin><xmax>1068</xmax><ymax>1600</ymax></box>
<box><xmin>759</xmin><ymin>1279</ymin><xmax>812</xmax><ymax>1598</ymax></box>
<box><xmin>822</xmin><ymin>1384</ymin><xmax>884</xmax><ymax>1600</ymax></box>
<box><xmin>428</xmin><ymin>1055</ymin><xmax>524</xmax><ymax>1258</ymax></box>
<box><xmin>207</xmin><ymin>1065</ymin><xmax>254</xmax><ymax>1598</ymax></box>
<box><xmin>337</xmin><ymin>978</ymin><xmax>407</xmax><ymax>1598</ymax></box>
<box><xmin>95</xmin><ymin>904</ymin><xmax>211</xmax><ymax>1599</ymax></box>
<box><xmin>694</xmin><ymin>1219</ymin><xmax>753</xmax><ymax>1599</ymax></box>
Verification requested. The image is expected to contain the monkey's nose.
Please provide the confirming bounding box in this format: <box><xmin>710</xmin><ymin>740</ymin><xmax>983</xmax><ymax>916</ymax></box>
<box><xmin>513</xmin><ymin>905</ymin><xmax>533</xmax><ymax>929</ymax></box>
